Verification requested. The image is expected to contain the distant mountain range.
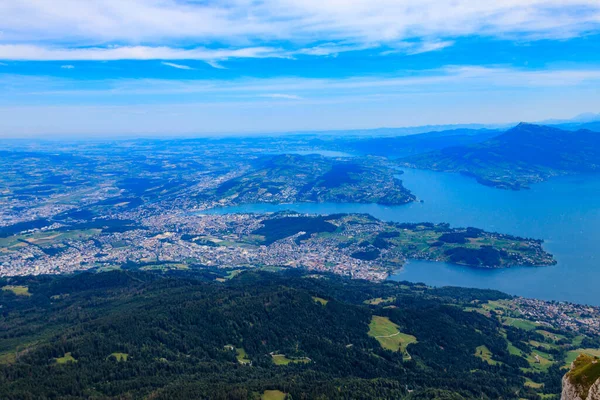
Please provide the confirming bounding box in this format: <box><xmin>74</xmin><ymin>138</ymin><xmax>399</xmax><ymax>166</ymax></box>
<box><xmin>401</xmin><ymin>123</ymin><xmax>600</xmax><ymax>190</ymax></box>
<box><xmin>332</xmin><ymin>128</ymin><xmax>501</xmax><ymax>158</ymax></box>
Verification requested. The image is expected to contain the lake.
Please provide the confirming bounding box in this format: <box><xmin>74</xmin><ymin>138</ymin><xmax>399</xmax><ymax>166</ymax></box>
<box><xmin>203</xmin><ymin>169</ymin><xmax>600</xmax><ymax>305</ymax></box>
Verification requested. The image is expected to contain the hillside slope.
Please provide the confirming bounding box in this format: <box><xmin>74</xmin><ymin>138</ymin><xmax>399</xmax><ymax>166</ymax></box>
<box><xmin>0</xmin><ymin>269</ymin><xmax>581</xmax><ymax>399</ymax></box>
<box><xmin>201</xmin><ymin>154</ymin><xmax>415</xmax><ymax>205</ymax></box>
<box><xmin>402</xmin><ymin>124</ymin><xmax>600</xmax><ymax>189</ymax></box>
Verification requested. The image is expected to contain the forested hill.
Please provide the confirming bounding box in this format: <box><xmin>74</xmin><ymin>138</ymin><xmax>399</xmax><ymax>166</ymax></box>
<box><xmin>401</xmin><ymin>123</ymin><xmax>600</xmax><ymax>190</ymax></box>
<box><xmin>2</xmin><ymin>269</ymin><xmax>595</xmax><ymax>399</ymax></box>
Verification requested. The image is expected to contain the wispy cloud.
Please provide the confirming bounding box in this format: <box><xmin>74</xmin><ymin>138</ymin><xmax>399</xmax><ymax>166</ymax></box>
<box><xmin>380</xmin><ymin>40</ymin><xmax>455</xmax><ymax>56</ymax></box>
<box><xmin>295</xmin><ymin>43</ymin><xmax>377</xmax><ymax>57</ymax></box>
<box><xmin>205</xmin><ymin>60</ymin><xmax>226</xmax><ymax>69</ymax></box>
<box><xmin>5</xmin><ymin>66</ymin><xmax>600</xmax><ymax>100</ymax></box>
<box><xmin>0</xmin><ymin>62</ymin><xmax>7</xmax><ymax>66</ymax></box>
<box><xmin>0</xmin><ymin>1</ymin><xmax>598</xmax><ymax>61</ymax></box>
<box><xmin>161</xmin><ymin>61</ymin><xmax>194</xmax><ymax>70</ymax></box>
<box><xmin>406</xmin><ymin>40</ymin><xmax>455</xmax><ymax>55</ymax></box>
<box><xmin>0</xmin><ymin>44</ymin><xmax>285</xmax><ymax>62</ymax></box>
<box><xmin>258</xmin><ymin>93</ymin><xmax>302</xmax><ymax>100</ymax></box>
<box><xmin>60</xmin><ymin>64</ymin><xmax>75</xmax><ymax>69</ymax></box>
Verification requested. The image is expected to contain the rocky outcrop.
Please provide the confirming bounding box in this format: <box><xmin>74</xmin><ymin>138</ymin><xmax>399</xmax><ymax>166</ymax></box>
<box><xmin>588</xmin><ymin>380</ymin><xmax>600</xmax><ymax>400</ymax></box>
<box><xmin>561</xmin><ymin>374</ymin><xmax>600</xmax><ymax>400</ymax></box>
<box><xmin>561</xmin><ymin>355</ymin><xmax>600</xmax><ymax>400</ymax></box>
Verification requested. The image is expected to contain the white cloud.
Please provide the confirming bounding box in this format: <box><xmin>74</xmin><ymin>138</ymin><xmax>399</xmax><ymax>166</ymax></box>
<box><xmin>60</xmin><ymin>64</ymin><xmax>75</xmax><ymax>69</ymax></box>
<box><xmin>295</xmin><ymin>43</ymin><xmax>377</xmax><ymax>57</ymax></box>
<box><xmin>0</xmin><ymin>44</ymin><xmax>285</xmax><ymax>61</ymax></box>
<box><xmin>161</xmin><ymin>61</ymin><xmax>194</xmax><ymax>70</ymax></box>
<box><xmin>406</xmin><ymin>40</ymin><xmax>456</xmax><ymax>55</ymax></box>
<box><xmin>380</xmin><ymin>40</ymin><xmax>455</xmax><ymax>56</ymax></box>
<box><xmin>258</xmin><ymin>93</ymin><xmax>302</xmax><ymax>100</ymax></box>
<box><xmin>205</xmin><ymin>60</ymin><xmax>226</xmax><ymax>69</ymax></box>
<box><xmin>0</xmin><ymin>1</ymin><xmax>598</xmax><ymax>61</ymax></box>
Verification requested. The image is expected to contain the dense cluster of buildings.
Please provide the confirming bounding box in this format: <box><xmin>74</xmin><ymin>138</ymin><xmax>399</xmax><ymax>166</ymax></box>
<box><xmin>0</xmin><ymin>212</ymin><xmax>390</xmax><ymax>281</ymax></box>
<box><xmin>514</xmin><ymin>297</ymin><xmax>600</xmax><ymax>335</ymax></box>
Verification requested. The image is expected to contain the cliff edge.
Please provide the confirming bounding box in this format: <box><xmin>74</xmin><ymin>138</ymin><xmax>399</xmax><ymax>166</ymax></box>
<box><xmin>562</xmin><ymin>354</ymin><xmax>600</xmax><ymax>400</ymax></box>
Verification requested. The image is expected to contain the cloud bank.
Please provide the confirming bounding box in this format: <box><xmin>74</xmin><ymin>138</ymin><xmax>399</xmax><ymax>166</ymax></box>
<box><xmin>0</xmin><ymin>0</ymin><xmax>599</xmax><ymax>61</ymax></box>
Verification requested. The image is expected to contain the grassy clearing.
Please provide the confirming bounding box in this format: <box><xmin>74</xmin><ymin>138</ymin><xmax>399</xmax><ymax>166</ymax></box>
<box><xmin>271</xmin><ymin>354</ymin><xmax>311</xmax><ymax>365</ymax></box>
<box><xmin>1</xmin><ymin>285</ymin><xmax>30</xmax><ymax>296</ymax></box>
<box><xmin>262</xmin><ymin>390</ymin><xmax>286</xmax><ymax>400</ymax></box>
<box><xmin>475</xmin><ymin>345</ymin><xmax>498</xmax><ymax>365</ymax></box>
<box><xmin>312</xmin><ymin>296</ymin><xmax>328</xmax><ymax>306</ymax></box>
<box><xmin>572</xmin><ymin>335</ymin><xmax>585</xmax><ymax>347</ymax></box>
<box><xmin>508</xmin><ymin>342</ymin><xmax>524</xmax><ymax>357</ymax></box>
<box><xmin>523</xmin><ymin>351</ymin><xmax>554</xmax><ymax>372</ymax></box>
<box><xmin>525</xmin><ymin>378</ymin><xmax>544</xmax><ymax>389</ymax></box>
<box><xmin>502</xmin><ymin>317</ymin><xmax>539</xmax><ymax>331</ymax></box>
<box><xmin>109</xmin><ymin>352</ymin><xmax>128</xmax><ymax>362</ymax></box>
<box><xmin>364</xmin><ymin>297</ymin><xmax>395</xmax><ymax>305</ymax></box>
<box><xmin>537</xmin><ymin>330</ymin><xmax>567</xmax><ymax>342</ymax></box>
<box><xmin>226</xmin><ymin>269</ymin><xmax>243</xmax><ymax>279</ymax></box>
<box><xmin>565</xmin><ymin>349</ymin><xmax>600</xmax><ymax>366</ymax></box>
<box><xmin>29</xmin><ymin>229</ymin><xmax>101</xmax><ymax>246</ymax></box>
<box><xmin>236</xmin><ymin>347</ymin><xmax>251</xmax><ymax>365</ymax></box>
<box><xmin>140</xmin><ymin>263</ymin><xmax>189</xmax><ymax>271</ymax></box>
<box><xmin>368</xmin><ymin>316</ymin><xmax>417</xmax><ymax>359</ymax></box>
<box><xmin>529</xmin><ymin>340</ymin><xmax>559</xmax><ymax>351</ymax></box>
<box><xmin>0</xmin><ymin>352</ymin><xmax>16</xmax><ymax>365</ymax></box>
<box><xmin>55</xmin><ymin>352</ymin><xmax>77</xmax><ymax>364</ymax></box>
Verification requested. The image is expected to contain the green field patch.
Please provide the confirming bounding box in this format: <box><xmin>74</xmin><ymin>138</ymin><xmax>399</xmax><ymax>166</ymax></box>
<box><xmin>108</xmin><ymin>352</ymin><xmax>128</xmax><ymax>362</ymax></box>
<box><xmin>271</xmin><ymin>354</ymin><xmax>311</xmax><ymax>365</ymax></box>
<box><xmin>235</xmin><ymin>347</ymin><xmax>251</xmax><ymax>365</ymax></box>
<box><xmin>508</xmin><ymin>342</ymin><xmax>524</xmax><ymax>357</ymax></box>
<box><xmin>364</xmin><ymin>297</ymin><xmax>395</xmax><ymax>305</ymax></box>
<box><xmin>464</xmin><ymin>306</ymin><xmax>491</xmax><ymax>317</ymax></box>
<box><xmin>29</xmin><ymin>229</ymin><xmax>101</xmax><ymax>246</ymax></box>
<box><xmin>523</xmin><ymin>351</ymin><xmax>554</xmax><ymax>372</ymax></box>
<box><xmin>572</xmin><ymin>335</ymin><xmax>585</xmax><ymax>347</ymax></box>
<box><xmin>529</xmin><ymin>340</ymin><xmax>559</xmax><ymax>351</ymax></box>
<box><xmin>536</xmin><ymin>330</ymin><xmax>567</xmax><ymax>342</ymax></box>
<box><xmin>55</xmin><ymin>352</ymin><xmax>77</xmax><ymax>364</ymax></box>
<box><xmin>502</xmin><ymin>317</ymin><xmax>539</xmax><ymax>331</ymax></box>
<box><xmin>525</xmin><ymin>378</ymin><xmax>544</xmax><ymax>389</ymax></box>
<box><xmin>475</xmin><ymin>345</ymin><xmax>499</xmax><ymax>365</ymax></box>
<box><xmin>368</xmin><ymin>316</ymin><xmax>417</xmax><ymax>359</ymax></box>
<box><xmin>140</xmin><ymin>263</ymin><xmax>189</xmax><ymax>271</ymax></box>
<box><xmin>226</xmin><ymin>269</ymin><xmax>243</xmax><ymax>279</ymax></box>
<box><xmin>565</xmin><ymin>349</ymin><xmax>600</xmax><ymax>366</ymax></box>
<box><xmin>0</xmin><ymin>352</ymin><xmax>16</xmax><ymax>365</ymax></box>
<box><xmin>312</xmin><ymin>296</ymin><xmax>328</xmax><ymax>306</ymax></box>
<box><xmin>2</xmin><ymin>285</ymin><xmax>30</xmax><ymax>296</ymax></box>
<box><xmin>262</xmin><ymin>390</ymin><xmax>287</xmax><ymax>400</ymax></box>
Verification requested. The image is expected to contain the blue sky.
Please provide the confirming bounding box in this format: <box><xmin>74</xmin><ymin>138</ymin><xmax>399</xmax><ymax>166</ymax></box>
<box><xmin>1</xmin><ymin>1</ymin><xmax>600</xmax><ymax>137</ymax></box>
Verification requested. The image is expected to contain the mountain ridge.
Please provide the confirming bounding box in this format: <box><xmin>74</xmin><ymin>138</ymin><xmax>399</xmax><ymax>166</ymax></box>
<box><xmin>401</xmin><ymin>123</ymin><xmax>600</xmax><ymax>190</ymax></box>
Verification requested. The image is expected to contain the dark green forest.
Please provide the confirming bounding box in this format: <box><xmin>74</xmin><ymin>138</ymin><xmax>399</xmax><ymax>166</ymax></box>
<box><xmin>0</xmin><ymin>269</ymin><xmax>568</xmax><ymax>399</ymax></box>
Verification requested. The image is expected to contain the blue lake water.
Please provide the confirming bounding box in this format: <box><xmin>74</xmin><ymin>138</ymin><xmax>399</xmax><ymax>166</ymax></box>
<box><xmin>203</xmin><ymin>169</ymin><xmax>600</xmax><ymax>305</ymax></box>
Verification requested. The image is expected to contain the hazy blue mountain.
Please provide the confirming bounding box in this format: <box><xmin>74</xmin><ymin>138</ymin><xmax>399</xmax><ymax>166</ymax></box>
<box><xmin>401</xmin><ymin>123</ymin><xmax>600</xmax><ymax>189</ymax></box>
<box><xmin>334</xmin><ymin>128</ymin><xmax>501</xmax><ymax>158</ymax></box>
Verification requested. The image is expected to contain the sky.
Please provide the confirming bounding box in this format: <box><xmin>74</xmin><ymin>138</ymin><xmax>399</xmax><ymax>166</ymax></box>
<box><xmin>1</xmin><ymin>0</ymin><xmax>600</xmax><ymax>137</ymax></box>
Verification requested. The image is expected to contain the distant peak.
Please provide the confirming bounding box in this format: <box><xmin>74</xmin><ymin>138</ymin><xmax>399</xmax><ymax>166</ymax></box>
<box><xmin>515</xmin><ymin>122</ymin><xmax>538</xmax><ymax>128</ymax></box>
